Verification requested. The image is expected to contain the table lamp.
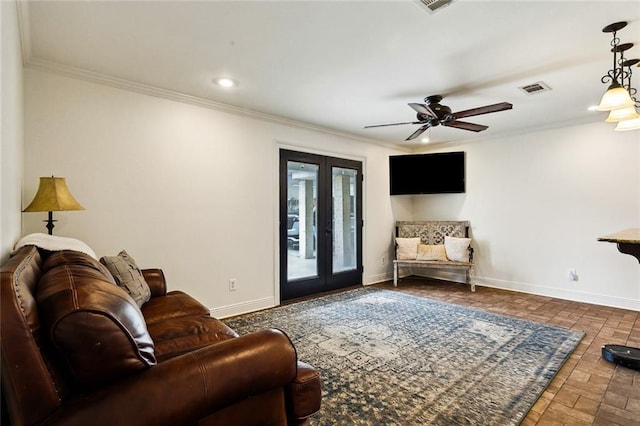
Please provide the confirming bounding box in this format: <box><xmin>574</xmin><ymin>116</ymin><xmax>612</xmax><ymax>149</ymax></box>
<box><xmin>23</xmin><ymin>176</ymin><xmax>85</xmax><ymax>235</ymax></box>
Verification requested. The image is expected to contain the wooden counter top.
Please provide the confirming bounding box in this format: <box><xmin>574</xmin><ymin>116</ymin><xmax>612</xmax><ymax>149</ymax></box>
<box><xmin>598</xmin><ymin>228</ymin><xmax>640</xmax><ymax>244</ymax></box>
<box><xmin>598</xmin><ymin>228</ymin><xmax>640</xmax><ymax>263</ymax></box>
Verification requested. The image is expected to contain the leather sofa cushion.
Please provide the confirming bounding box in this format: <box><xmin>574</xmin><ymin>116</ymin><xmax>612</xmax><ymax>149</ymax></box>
<box><xmin>37</xmin><ymin>258</ymin><xmax>156</xmax><ymax>387</ymax></box>
<box><xmin>142</xmin><ymin>290</ymin><xmax>210</xmax><ymax>324</ymax></box>
<box><xmin>43</xmin><ymin>250</ymin><xmax>116</xmax><ymax>284</ymax></box>
<box><xmin>147</xmin><ymin>315</ymin><xmax>238</xmax><ymax>361</ymax></box>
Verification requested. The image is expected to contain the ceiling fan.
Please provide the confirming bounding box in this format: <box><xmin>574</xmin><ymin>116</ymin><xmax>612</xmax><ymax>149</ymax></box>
<box><xmin>364</xmin><ymin>95</ymin><xmax>513</xmax><ymax>141</ymax></box>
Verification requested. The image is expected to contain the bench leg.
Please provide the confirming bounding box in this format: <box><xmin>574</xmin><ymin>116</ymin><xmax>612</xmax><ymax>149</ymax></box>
<box><xmin>393</xmin><ymin>262</ymin><xmax>398</xmax><ymax>287</ymax></box>
<box><xmin>467</xmin><ymin>267</ymin><xmax>476</xmax><ymax>292</ymax></box>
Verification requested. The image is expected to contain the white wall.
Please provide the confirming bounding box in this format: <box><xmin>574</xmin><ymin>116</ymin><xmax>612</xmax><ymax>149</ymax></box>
<box><xmin>23</xmin><ymin>68</ymin><xmax>408</xmax><ymax>316</ymax></box>
<box><xmin>412</xmin><ymin>123</ymin><xmax>640</xmax><ymax>310</ymax></box>
<box><xmin>22</xmin><ymin>68</ymin><xmax>639</xmax><ymax>314</ymax></box>
<box><xmin>0</xmin><ymin>0</ymin><xmax>24</xmax><ymax>263</ymax></box>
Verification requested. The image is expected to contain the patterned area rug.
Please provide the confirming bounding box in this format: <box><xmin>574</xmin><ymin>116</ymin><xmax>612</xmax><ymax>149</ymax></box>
<box><xmin>226</xmin><ymin>288</ymin><xmax>584</xmax><ymax>425</ymax></box>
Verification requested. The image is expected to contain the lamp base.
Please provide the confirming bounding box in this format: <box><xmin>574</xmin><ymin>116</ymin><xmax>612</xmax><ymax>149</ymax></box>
<box><xmin>45</xmin><ymin>211</ymin><xmax>57</xmax><ymax>235</ymax></box>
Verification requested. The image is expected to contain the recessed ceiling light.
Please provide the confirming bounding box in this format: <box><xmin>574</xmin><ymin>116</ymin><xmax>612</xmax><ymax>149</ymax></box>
<box><xmin>420</xmin><ymin>137</ymin><xmax>430</xmax><ymax>143</ymax></box>
<box><xmin>214</xmin><ymin>77</ymin><xmax>237</xmax><ymax>88</ymax></box>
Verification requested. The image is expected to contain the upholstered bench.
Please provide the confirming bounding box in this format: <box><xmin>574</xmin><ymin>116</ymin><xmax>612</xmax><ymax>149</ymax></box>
<box><xmin>394</xmin><ymin>221</ymin><xmax>476</xmax><ymax>291</ymax></box>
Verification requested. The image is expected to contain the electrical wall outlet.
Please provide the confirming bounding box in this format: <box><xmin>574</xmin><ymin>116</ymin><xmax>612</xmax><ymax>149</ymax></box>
<box><xmin>567</xmin><ymin>269</ymin><xmax>578</xmax><ymax>282</ymax></box>
<box><xmin>381</xmin><ymin>256</ymin><xmax>386</xmax><ymax>265</ymax></box>
<box><xmin>229</xmin><ymin>278</ymin><xmax>237</xmax><ymax>291</ymax></box>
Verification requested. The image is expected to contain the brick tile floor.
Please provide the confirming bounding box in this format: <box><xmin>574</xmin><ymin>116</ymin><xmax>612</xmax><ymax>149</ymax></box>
<box><xmin>374</xmin><ymin>278</ymin><xmax>640</xmax><ymax>426</ymax></box>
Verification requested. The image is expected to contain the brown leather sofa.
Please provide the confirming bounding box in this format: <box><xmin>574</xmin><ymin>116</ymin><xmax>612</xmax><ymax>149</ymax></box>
<box><xmin>1</xmin><ymin>246</ymin><xmax>321</xmax><ymax>426</ymax></box>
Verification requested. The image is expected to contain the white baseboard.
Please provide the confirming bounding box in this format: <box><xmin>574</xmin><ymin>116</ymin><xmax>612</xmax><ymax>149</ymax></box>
<box><xmin>365</xmin><ymin>272</ymin><xmax>393</xmax><ymax>285</ymax></box>
<box><xmin>210</xmin><ymin>296</ymin><xmax>276</xmax><ymax>319</ymax></box>
<box><xmin>211</xmin><ymin>276</ymin><xmax>639</xmax><ymax>318</ymax></box>
<box><xmin>476</xmin><ymin>276</ymin><xmax>640</xmax><ymax>312</ymax></box>
<box><xmin>378</xmin><ymin>269</ymin><xmax>639</xmax><ymax>311</ymax></box>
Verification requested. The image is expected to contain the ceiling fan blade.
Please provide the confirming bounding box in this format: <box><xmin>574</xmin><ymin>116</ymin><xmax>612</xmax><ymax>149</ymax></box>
<box><xmin>406</xmin><ymin>124</ymin><xmax>430</xmax><ymax>140</ymax></box>
<box><xmin>364</xmin><ymin>121</ymin><xmax>422</xmax><ymax>129</ymax></box>
<box><xmin>452</xmin><ymin>102</ymin><xmax>513</xmax><ymax>119</ymax></box>
<box><xmin>444</xmin><ymin>120</ymin><xmax>488</xmax><ymax>132</ymax></box>
<box><xmin>408</xmin><ymin>103</ymin><xmax>437</xmax><ymax>117</ymax></box>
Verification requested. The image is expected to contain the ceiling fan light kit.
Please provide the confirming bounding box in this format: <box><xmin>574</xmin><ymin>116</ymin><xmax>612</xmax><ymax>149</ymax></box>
<box><xmin>596</xmin><ymin>21</ymin><xmax>640</xmax><ymax>131</ymax></box>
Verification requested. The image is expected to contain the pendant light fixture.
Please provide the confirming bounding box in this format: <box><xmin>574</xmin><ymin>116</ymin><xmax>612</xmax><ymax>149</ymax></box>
<box><xmin>614</xmin><ymin>58</ymin><xmax>640</xmax><ymax>131</ymax></box>
<box><xmin>596</xmin><ymin>22</ymin><xmax>635</xmax><ymax>111</ymax></box>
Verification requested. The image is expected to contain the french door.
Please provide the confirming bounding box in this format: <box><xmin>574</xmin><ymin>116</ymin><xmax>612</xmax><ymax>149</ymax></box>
<box><xmin>279</xmin><ymin>149</ymin><xmax>363</xmax><ymax>301</ymax></box>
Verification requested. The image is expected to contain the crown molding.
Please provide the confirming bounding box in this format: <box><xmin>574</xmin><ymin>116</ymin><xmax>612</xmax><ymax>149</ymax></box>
<box><xmin>25</xmin><ymin>56</ymin><xmax>405</xmax><ymax>149</ymax></box>
<box><xmin>16</xmin><ymin>0</ymin><xmax>31</xmax><ymax>64</ymax></box>
<box><xmin>15</xmin><ymin>1</ymin><xmax>399</xmax><ymax>149</ymax></box>
<box><xmin>22</xmin><ymin>55</ymin><xmax>603</xmax><ymax>153</ymax></box>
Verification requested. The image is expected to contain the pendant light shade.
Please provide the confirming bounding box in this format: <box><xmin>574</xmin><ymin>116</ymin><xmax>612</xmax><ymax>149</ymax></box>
<box><xmin>605</xmin><ymin>105</ymin><xmax>640</xmax><ymax>122</ymax></box>
<box><xmin>596</xmin><ymin>84</ymin><xmax>635</xmax><ymax>111</ymax></box>
<box><xmin>614</xmin><ymin>116</ymin><xmax>640</xmax><ymax>131</ymax></box>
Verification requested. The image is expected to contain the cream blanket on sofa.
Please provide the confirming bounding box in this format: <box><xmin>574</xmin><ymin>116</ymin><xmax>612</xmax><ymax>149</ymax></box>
<box><xmin>13</xmin><ymin>233</ymin><xmax>97</xmax><ymax>259</ymax></box>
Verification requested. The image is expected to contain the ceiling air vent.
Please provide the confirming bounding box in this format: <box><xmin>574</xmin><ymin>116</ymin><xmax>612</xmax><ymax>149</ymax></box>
<box><xmin>518</xmin><ymin>81</ymin><xmax>552</xmax><ymax>95</ymax></box>
<box><xmin>418</xmin><ymin>0</ymin><xmax>455</xmax><ymax>14</ymax></box>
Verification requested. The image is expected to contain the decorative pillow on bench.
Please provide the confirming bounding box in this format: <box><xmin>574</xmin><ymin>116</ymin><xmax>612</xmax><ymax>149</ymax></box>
<box><xmin>395</xmin><ymin>237</ymin><xmax>421</xmax><ymax>260</ymax></box>
<box><xmin>444</xmin><ymin>236</ymin><xmax>472</xmax><ymax>262</ymax></box>
<box><xmin>416</xmin><ymin>244</ymin><xmax>448</xmax><ymax>261</ymax></box>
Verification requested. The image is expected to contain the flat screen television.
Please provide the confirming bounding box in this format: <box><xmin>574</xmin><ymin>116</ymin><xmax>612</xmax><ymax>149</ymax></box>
<box><xmin>389</xmin><ymin>151</ymin><xmax>465</xmax><ymax>195</ymax></box>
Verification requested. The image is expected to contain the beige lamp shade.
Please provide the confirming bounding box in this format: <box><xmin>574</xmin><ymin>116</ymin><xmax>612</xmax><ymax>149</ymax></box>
<box><xmin>614</xmin><ymin>116</ymin><xmax>640</xmax><ymax>131</ymax></box>
<box><xmin>605</xmin><ymin>105</ymin><xmax>640</xmax><ymax>123</ymax></box>
<box><xmin>596</xmin><ymin>84</ymin><xmax>635</xmax><ymax>111</ymax></box>
<box><xmin>23</xmin><ymin>177</ymin><xmax>84</xmax><ymax>212</ymax></box>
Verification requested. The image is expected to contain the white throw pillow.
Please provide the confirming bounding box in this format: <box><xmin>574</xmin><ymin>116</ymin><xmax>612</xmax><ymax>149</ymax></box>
<box><xmin>444</xmin><ymin>236</ymin><xmax>472</xmax><ymax>262</ymax></box>
<box><xmin>416</xmin><ymin>244</ymin><xmax>448</xmax><ymax>261</ymax></box>
<box><xmin>395</xmin><ymin>237</ymin><xmax>421</xmax><ymax>260</ymax></box>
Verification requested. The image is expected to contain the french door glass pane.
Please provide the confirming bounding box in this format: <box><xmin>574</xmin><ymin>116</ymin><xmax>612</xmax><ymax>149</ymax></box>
<box><xmin>332</xmin><ymin>167</ymin><xmax>357</xmax><ymax>273</ymax></box>
<box><xmin>287</xmin><ymin>161</ymin><xmax>318</xmax><ymax>280</ymax></box>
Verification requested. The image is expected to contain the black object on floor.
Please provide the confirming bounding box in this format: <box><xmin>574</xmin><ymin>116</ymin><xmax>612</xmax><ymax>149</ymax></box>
<box><xmin>602</xmin><ymin>344</ymin><xmax>640</xmax><ymax>371</ymax></box>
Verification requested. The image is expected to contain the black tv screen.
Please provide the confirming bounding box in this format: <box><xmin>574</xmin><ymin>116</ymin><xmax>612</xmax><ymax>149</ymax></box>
<box><xmin>389</xmin><ymin>151</ymin><xmax>465</xmax><ymax>195</ymax></box>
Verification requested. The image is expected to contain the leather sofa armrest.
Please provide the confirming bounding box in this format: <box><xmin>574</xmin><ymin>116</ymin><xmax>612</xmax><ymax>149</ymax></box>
<box><xmin>141</xmin><ymin>268</ymin><xmax>167</xmax><ymax>297</ymax></box>
<box><xmin>44</xmin><ymin>329</ymin><xmax>297</xmax><ymax>426</ymax></box>
<box><xmin>286</xmin><ymin>361</ymin><xmax>322</xmax><ymax>421</ymax></box>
